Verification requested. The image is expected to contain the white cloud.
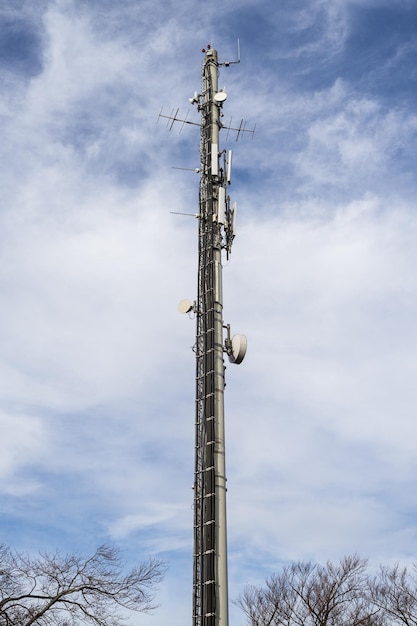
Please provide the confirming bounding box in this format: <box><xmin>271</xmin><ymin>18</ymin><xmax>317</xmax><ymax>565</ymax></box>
<box><xmin>296</xmin><ymin>99</ymin><xmax>417</xmax><ymax>192</ymax></box>
<box><xmin>0</xmin><ymin>412</ymin><xmax>46</xmax><ymax>495</ymax></box>
<box><xmin>1</xmin><ymin>2</ymin><xmax>417</xmax><ymax>625</ymax></box>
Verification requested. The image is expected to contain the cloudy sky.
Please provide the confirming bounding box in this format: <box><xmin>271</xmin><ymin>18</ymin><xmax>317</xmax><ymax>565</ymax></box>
<box><xmin>1</xmin><ymin>0</ymin><xmax>417</xmax><ymax>624</ymax></box>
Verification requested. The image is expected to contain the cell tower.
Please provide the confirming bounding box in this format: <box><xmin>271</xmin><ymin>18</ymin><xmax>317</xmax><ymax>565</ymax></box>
<box><xmin>165</xmin><ymin>45</ymin><xmax>249</xmax><ymax>626</ymax></box>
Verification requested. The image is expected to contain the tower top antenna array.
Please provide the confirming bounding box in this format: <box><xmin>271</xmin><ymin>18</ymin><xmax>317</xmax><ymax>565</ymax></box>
<box><xmin>170</xmin><ymin>45</ymin><xmax>248</xmax><ymax>626</ymax></box>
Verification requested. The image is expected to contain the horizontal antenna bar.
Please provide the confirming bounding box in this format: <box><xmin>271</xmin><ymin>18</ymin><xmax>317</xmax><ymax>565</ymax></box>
<box><xmin>170</xmin><ymin>211</ymin><xmax>200</xmax><ymax>217</ymax></box>
<box><xmin>172</xmin><ymin>166</ymin><xmax>200</xmax><ymax>173</ymax></box>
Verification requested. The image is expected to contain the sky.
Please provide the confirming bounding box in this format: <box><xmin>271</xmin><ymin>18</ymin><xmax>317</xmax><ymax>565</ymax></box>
<box><xmin>1</xmin><ymin>0</ymin><xmax>417</xmax><ymax>624</ymax></box>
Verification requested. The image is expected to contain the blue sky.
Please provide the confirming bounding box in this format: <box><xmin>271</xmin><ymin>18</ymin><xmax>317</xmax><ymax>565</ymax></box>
<box><xmin>1</xmin><ymin>0</ymin><xmax>417</xmax><ymax>624</ymax></box>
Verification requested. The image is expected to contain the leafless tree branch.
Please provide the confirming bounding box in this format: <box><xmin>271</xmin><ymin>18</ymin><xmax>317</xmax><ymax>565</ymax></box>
<box><xmin>0</xmin><ymin>543</ymin><xmax>165</xmax><ymax>626</ymax></box>
<box><xmin>236</xmin><ymin>555</ymin><xmax>387</xmax><ymax>626</ymax></box>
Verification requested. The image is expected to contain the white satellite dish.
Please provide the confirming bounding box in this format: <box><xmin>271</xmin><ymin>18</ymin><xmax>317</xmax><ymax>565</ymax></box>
<box><xmin>228</xmin><ymin>334</ymin><xmax>247</xmax><ymax>364</ymax></box>
<box><xmin>178</xmin><ymin>299</ymin><xmax>193</xmax><ymax>314</ymax></box>
<box><xmin>214</xmin><ymin>91</ymin><xmax>227</xmax><ymax>103</ymax></box>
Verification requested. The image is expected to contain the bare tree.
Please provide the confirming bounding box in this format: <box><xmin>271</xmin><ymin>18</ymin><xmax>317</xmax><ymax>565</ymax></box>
<box><xmin>369</xmin><ymin>563</ymin><xmax>417</xmax><ymax>626</ymax></box>
<box><xmin>0</xmin><ymin>543</ymin><xmax>165</xmax><ymax>626</ymax></box>
<box><xmin>237</xmin><ymin>555</ymin><xmax>385</xmax><ymax>626</ymax></box>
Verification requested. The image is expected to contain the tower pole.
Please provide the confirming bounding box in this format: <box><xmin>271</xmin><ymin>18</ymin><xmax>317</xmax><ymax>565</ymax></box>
<box><xmin>193</xmin><ymin>47</ymin><xmax>228</xmax><ymax>626</ymax></box>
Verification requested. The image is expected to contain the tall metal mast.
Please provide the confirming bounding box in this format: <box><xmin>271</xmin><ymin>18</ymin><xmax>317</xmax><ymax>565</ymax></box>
<box><xmin>172</xmin><ymin>45</ymin><xmax>248</xmax><ymax>626</ymax></box>
<box><xmin>191</xmin><ymin>47</ymin><xmax>246</xmax><ymax>626</ymax></box>
<box><xmin>193</xmin><ymin>46</ymin><xmax>228</xmax><ymax>626</ymax></box>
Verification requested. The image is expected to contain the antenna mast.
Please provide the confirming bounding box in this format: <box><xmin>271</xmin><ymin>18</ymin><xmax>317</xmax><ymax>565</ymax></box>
<box><xmin>193</xmin><ymin>46</ymin><xmax>228</xmax><ymax>626</ymax></box>
<box><xmin>192</xmin><ymin>46</ymin><xmax>246</xmax><ymax>626</ymax></box>
<box><xmin>174</xmin><ymin>44</ymin><xmax>248</xmax><ymax>626</ymax></box>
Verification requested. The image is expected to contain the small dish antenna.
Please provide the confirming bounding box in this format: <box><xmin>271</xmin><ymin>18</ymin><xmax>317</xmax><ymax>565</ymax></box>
<box><xmin>214</xmin><ymin>91</ymin><xmax>227</xmax><ymax>104</ymax></box>
<box><xmin>228</xmin><ymin>334</ymin><xmax>247</xmax><ymax>364</ymax></box>
<box><xmin>178</xmin><ymin>299</ymin><xmax>193</xmax><ymax>314</ymax></box>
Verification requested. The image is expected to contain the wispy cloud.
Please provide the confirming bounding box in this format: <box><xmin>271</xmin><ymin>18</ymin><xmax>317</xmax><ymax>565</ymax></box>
<box><xmin>1</xmin><ymin>1</ymin><xmax>417</xmax><ymax>625</ymax></box>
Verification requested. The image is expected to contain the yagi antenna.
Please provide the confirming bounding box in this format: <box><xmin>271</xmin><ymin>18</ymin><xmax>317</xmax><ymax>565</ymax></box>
<box><xmin>179</xmin><ymin>110</ymin><xmax>190</xmax><ymax>134</ymax></box>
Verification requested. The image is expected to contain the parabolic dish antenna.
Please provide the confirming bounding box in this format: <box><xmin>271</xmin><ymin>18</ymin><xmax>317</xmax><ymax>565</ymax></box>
<box><xmin>228</xmin><ymin>334</ymin><xmax>247</xmax><ymax>364</ymax></box>
<box><xmin>178</xmin><ymin>299</ymin><xmax>193</xmax><ymax>314</ymax></box>
<box><xmin>214</xmin><ymin>91</ymin><xmax>227</xmax><ymax>103</ymax></box>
